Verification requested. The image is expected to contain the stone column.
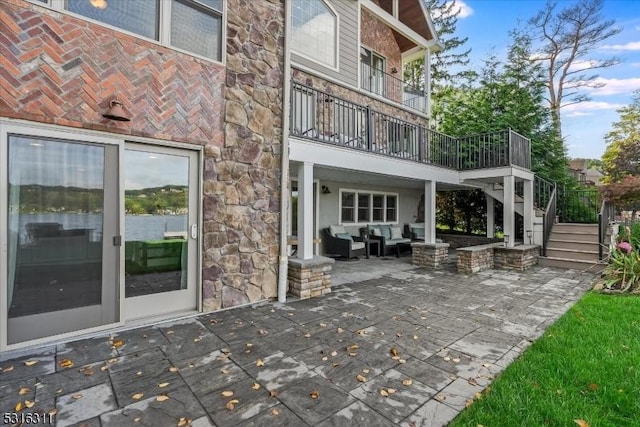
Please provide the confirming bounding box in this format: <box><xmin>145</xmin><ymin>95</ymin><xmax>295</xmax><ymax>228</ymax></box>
<box><xmin>486</xmin><ymin>194</ymin><xmax>495</xmax><ymax>238</ymax></box>
<box><xmin>297</xmin><ymin>162</ymin><xmax>314</xmax><ymax>259</ymax></box>
<box><xmin>523</xmin><ymin>178</ymin><xmax>534</xmax><ymax>244</ymax></box>
<box><xmin>503</xmin><ymin>175</ymin><xmax>515</xmax><ymax>248</ymax></box>
<box><xmin>412</xmin><ymin>242</ymin><xmax>450</xmax><ymax>269</ymax></box>
<box><xmin>424</xmin><ymin>180</ymin><xmax>436</xmax><ymax>244</ymax></box>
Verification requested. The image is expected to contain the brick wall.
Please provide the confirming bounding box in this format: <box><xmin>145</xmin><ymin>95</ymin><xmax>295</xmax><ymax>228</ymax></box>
<box><xmin>0</xmin><ymin>0</ymin><xmax>224</xmax><ymax>144</ymax></box>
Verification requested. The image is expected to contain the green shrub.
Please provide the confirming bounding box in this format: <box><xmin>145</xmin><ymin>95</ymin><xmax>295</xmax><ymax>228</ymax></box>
<box><xmin>602</xmin><ymin>248</ymin><xmax>640</xmax><ymax>292</ymax></box>
<box><xmin>630</xmin><ymin>222</ymin><xmax>640</xmax><ymax>249</ymax></box>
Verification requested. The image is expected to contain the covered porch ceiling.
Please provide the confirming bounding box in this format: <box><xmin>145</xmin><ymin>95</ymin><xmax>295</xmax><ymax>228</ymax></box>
<box><xmin>289</xmin><ymin>163</ymin><xmax>479</xmax><ymax>192</ymax></box>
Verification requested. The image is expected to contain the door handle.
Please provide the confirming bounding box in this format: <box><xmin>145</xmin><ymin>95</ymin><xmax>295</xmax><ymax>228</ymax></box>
<box><xmin>190</xmin><ymin>224</ymin><xmax>198</xmax><ymax>239</ymax></box>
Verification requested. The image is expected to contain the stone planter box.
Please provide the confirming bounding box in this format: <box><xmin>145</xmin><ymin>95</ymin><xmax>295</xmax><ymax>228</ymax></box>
<box><xmin>457</xmin><ymin>244</ymin><xmax>539</xmax><ymax>274</ymax></box>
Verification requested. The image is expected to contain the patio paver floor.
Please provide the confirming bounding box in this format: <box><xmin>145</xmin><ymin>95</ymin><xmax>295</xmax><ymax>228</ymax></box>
<box><xmin>0</xmin><ymin>259</ymin><xmax>596</xmax><ymax>426</ymax></box>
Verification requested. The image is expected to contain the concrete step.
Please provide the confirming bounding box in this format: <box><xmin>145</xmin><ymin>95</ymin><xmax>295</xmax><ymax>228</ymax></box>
<box><xmin>545</xmin><ymin>248</ymin><xmax>600</xmax><ymax>261</ymax></box>
<box><xmin>553</xmin><ymin>223</ymin><xmax>599</xmax><ymax>233</ymax></box>
<box><xmin>547</xmin><ymin>239</ymin><xmax>600</xmax><ymax>252</ymax></box>
<box><xmin>550</xmin><ymin>231</ymin><xmax>598</xmax><ymax>243</ymax></box>
<box><xmin>538</xmin><ymin>256</ymin><xmax>605</xmax><ymax>273</ymax></box>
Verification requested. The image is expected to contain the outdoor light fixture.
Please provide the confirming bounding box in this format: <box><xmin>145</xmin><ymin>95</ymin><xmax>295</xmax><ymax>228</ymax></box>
<box><xmin>90</xmin><ymin>0</ymin><xmax>108</xmax><ymax>9</ymax></box>
<box><xmin>102</xmin><ymin>98</ymin><xmax>131</xmax><ymax>121</ymax></box>
<box><xmin>321</xmin><ymin>185</ymin><xmax>331</xmax><ymax>194</ymax></box>
<box><xmin>391</xmin><ymin>67</ymin><xmax>398</xmax><ymax>74</ymax></box>
<box><xmin>503</xmin><ymin>234</ymin><xmax>510</xmax><ymax>247</ymax></box>
<box><xmin>526</xmin><ymin>230</ymin><xmax>533</xmax><ymax>244</ymax></box>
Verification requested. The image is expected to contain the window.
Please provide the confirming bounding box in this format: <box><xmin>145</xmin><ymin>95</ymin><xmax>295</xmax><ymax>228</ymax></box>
<box><xmin>341</xmin><ymin>192</ymin><xmax>355</xmax><ymax>223</ymax></box>
<box><xmin>291</xmin><ymin>0</ymin><xmax>337</xmax><ymax>68</ymax></box>
<box><xmin>340</xmin><ymin>189</ymin><xmax>398</xmax><ymax>224</ymax></box>
<box><xmin>357</xmin><ymin>193</ymin><xmax>370</xmax><ymax>222</ymax></box>
<box><xmin>54</xmin><ymin>0</ymin><xmax>223</xmax><ymax>61</ymax></box>
<box><xmin>361</xmin><ymin>47</ymin><xmax>385</xmax><ymax>96</ymax></box>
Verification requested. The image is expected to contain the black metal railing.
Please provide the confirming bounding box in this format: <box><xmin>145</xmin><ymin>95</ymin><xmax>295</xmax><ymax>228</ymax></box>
<box><xmin>598</xmin><ymin>199</ymin><xmax>615</xmax><ymax>259</ymax></box>
<box><xmin>361</xmin><ymin>62</ymin><xmax>426</xmax><ymax>111</ymax></box>
<box><xmin>557</xmin><ymin>187</ymin><xmax>601</xmax><ymax>223</ymax></box>
<box><xmin>540</xmin><ymin>178</ymin><xmax>557</xmax><ymax>256</ymax></box>
<box><xmin>290</xmin><ymin>82</ymin><xmax>531</xmax><ymax>171</ymax></box>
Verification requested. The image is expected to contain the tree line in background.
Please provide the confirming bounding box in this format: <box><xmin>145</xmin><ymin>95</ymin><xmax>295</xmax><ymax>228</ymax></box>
<box><xmin>411</xmin><ymin>0</ymin><xmax>628</xmax><ymax>233</ymax></box>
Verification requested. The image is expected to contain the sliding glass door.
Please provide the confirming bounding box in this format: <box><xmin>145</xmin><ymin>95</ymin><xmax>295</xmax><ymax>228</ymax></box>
<box><xmin>5</xmin><ymin>134</ymin><xmax>119</xmax><ymax>345</ymax></box>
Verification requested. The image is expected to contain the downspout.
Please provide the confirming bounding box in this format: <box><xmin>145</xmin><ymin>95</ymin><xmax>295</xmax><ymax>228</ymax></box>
<box><xmin>278</xmin><ymin>0</ymin><xmax>292</xmax><ymax>303</ymax></box>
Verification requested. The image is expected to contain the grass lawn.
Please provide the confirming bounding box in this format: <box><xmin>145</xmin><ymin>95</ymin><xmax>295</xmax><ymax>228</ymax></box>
<box><xmin>450</xmin><ymin>292</ymin><xmax>640</xmax><ymax>427</ymax></box>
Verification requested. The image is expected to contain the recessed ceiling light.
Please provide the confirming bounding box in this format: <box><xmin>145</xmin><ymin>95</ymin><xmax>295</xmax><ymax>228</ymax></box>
<box><xmin>90</xmin><ymin>0</ymin><xmax>108</xmax><ymax>10</ymax></box>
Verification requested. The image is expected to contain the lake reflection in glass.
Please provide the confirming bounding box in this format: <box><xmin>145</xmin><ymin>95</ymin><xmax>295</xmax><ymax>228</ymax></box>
<box><xmin>7</xmin><ymin>136</ymin><xmax>104</xmax><ymax>317</ymax></box>
<box><xmin>124</xmin><ymin>149</ymin><xmax>189</xmax><ymax>298</ymax></box>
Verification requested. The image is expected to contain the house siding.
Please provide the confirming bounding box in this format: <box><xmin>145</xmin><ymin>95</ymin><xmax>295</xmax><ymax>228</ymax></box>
<box><xmin>0</xmin><ymin>0</ymin><xmax>284</xmax><ymax>316</ymax></box>
<box><xmin>291</xmin><ymin>0</ymin><xmax>358</xmax><ymax>87</ymax></box>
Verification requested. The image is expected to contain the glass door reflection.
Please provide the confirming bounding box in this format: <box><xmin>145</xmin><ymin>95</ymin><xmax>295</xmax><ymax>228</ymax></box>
<box><xmin>124</xmin><ymin>149</ymin><xmax>189</xmax><ymax>298</ymax></box>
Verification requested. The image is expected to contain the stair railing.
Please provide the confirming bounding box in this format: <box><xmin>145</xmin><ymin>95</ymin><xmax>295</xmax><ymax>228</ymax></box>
<box><xmin>598</xmin><ymin>199</ymin><xmax>614</xmax><ymax>260</ymax></box>
<box><xmin>539</xmin><ymin>177</ymin><xmax>557</xmax><ymax>256</ymax></box>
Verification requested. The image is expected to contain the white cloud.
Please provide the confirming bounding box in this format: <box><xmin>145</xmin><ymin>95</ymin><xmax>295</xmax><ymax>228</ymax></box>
<box><xmin>562</xmin><ymin>101</ymin><xmax>625</xmax><ymax>116</ymax></box>
<box><xmin>600</xmin><ymin>41</ymin><xmax>640</xmax><ymax>51</ymax></box>
<box><xmin>586</xmin><ymin>77</ymin><xmax>640</xmax><ymax>96</ymax></box>
<box><xmin>431</xmin><ymin>0</ymin><xmax>473</xmax><ymax>20</ymax></box>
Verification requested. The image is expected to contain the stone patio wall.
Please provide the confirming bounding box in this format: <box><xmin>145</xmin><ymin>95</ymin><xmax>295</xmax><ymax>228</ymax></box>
<box><xmin>494</xmin><ymin>245</ymin><xmax>539</xmax><ymax>271</ymax></box>
<box><xmin>438</xmin><ymin>234</ymin><xmax>502</xmax><ymax>249</ymax></box>
<box><xmin>412</xmin><ymin>243</ymin><xmax>450</xmax><ymax>269</ymax></box>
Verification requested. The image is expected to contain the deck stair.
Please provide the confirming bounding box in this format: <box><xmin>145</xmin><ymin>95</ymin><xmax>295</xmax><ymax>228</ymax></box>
<box><xmin>538</xmin><ymin>223</ymin><xmax>605</xmax><ymax>273</ymax></box>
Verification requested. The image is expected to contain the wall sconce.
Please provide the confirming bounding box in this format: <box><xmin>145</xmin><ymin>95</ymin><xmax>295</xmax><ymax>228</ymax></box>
<box><xmin>526</xmin><ymin>230</ymin><xmax>533</xmax><ymax>244</ymax></box>
<box><xmin>503</xmin><ymin>234</ymin><xmax>510</xmax><ymax>248</ymax></box>
<box><xmin>321</xmin><ymin>185</ymin><xmax>331</xmax><ymax>194</ymax></box>
<box><xmin>103</xmin><ymin>98</ymin><xmax>131</xmax><ymax>122</ymax></box>
<box><xmin>391</xmin><ymin>67</ymin><xmax>398</xmax><ymax>74</ymax></box>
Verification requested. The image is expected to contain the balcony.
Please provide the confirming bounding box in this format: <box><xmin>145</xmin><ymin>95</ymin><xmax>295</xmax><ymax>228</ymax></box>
<box><xmin>360</xmin><ymin>62</ymin><xmax>426</xmax><ymax>112</ymax></box>
<box><xmin>290</xmin><ymin>82</ymin><xmax>531</xmax><ymax>171</ymax></box>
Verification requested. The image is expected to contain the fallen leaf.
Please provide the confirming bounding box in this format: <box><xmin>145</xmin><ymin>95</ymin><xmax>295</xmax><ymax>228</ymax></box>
<box><xmin>321</xmin><ymin>356</ymin><xmax>328</xmax><ymax>361</ymax></box>
<box><xmin>269</xmin><ymin>390</ymin><xmax>278</xmax><ymax>397</ymax></box>
<box><xmin>588</xmin><ymin>383</ymin><xmax>599</xmax><ymax>391</ymax></box>
<box><xmin>387</xmin><ymin>388</ymin><xmax>397</xmax><ymax>395</ymax></box>
<box><xmin>111</xmin><ymin>339</ymin><xmax>124</xmax><ymax>348</ymax></box>
<box><xmin>362</xmin><ymin>368</ymin><xmax>370</xmax><ymax>374</ymax></box>
<box><xmin>169</xmin><ymin>366</ymin><xmax>179</xmax><ymax>373</ymax></box>
<box><xmin>356</xmin><ymin>329</ymin><xmax>367</xmax><ymax>335</ymax></box>
<box><xmin>221</xmin><ymin>390</ymin><xmax>234</xmax><ymax>398</ymax></box>
<box><xmin>156</xmin><ymin>395</ymin><xmax>170</xmax><ymax>402</ymax></box>
<box><xmin>379</xmin><ymin>389</ymin><xmax>389</xmax><ymax>397</ymax></box>
<box><xmin>246</xmin><ymin>343</ymin><xmax>253</xmax><ymax>348</ymax></box>
<box><xmin>258</xmin><ymin>329</ymin><xmax>268</xmax><ymax>335</ymax></box>
<box><xmin>356</xmin><ymin>374</ymin><xmax>367</xmax><ymax>382</ymax></box>
<box><xmin>435</xmin><ymin>393</ymin><xmax>446</xmax><ymax>402</ymax></box>
<box><xmin>80</xmin><ymin>367</ymin><xmax>95</xmax><ymax>376</ymax></box>
<box><xmin>24</xmin><ymin>400</ymin><xmax>35</xmax><ymax>408</ymax></box>
<box><xmin>48</xmin><ymin>408</ymin><xmax>58</xmax><ymax>416</ymax></box>
<box><xmin>330</xmin><ymin>351</ymin><xmax>338</xmax><ymax>357</ymax></box>
<box><xmin>319</xmin><ymin>322</ymin><xmax>327</xmax><ymax>327</ymax></box>
<box><xmin>452</xmin><ymin>358</ymin><xmax>461</xmax><ymax>363</ymax></box>
<box><xmin>101</xmin><ymin>365</ymin><xmax>108</xmax><ymax>371</ymax></box>
<box><xmin>108</xmin><ymin>357</ymin><xmax>118</xmax><ymax>364</ymax></box>
<box><xmin>465</xmin><ymin>399</ymin><xmax>473</xmax><ymax>408</ymax></box>
<box><xmin>413</xmin><ymin>335</ymin><xmax>418</xmax><ymax>340</ymax></box>
<box><xmin>58</xmin><ymin>359</ymin><xmax>73</xmax><ymax>369</ymax></box>
<box><xmin>271</xmin><ymin>408</ymin><xmax>280</xmax><ymax>416</ymax></box>
<box><xmin>158</xmin><ymin>382</ymin><xmax>170</xmax><ymax>388</ymax></box>
<box><xmin>309</xmin><ymin>390</ymin><xmax>320</xmax><ymax>399</ymax></box>
<box><xmin>166</xmin><ymin>330</ymin><xmax>174</xmax><ymax>335</ymax></box>
<box><xmin>443</xmin><ymin>356</ymin><xmax>451</xmax><ymax>362</ymax></box>
<box><xmin>468</xmin><ymin>378</ymin><xmax>479</xmax><ymax>386</ymax></box>
<box><xmin>332</xmin><ymin>363</ymin><xmax>340</xmax><ymax>368</ymax></box>
<box><xmin>193</xmin><ymin>337</ymin><xmax>202</xmax><ymax>342</ymax></box>
<box><xmin>390</xmin><ymin>348</ymin><xmax>399</xmax><ymax>357</ymax></box>
<box><xmin>347</xmin><ymin>344</ymin><xmax>359</xmax><ymax>351</ymax></box>
<box><xmin>2</xmin><ymin>366</ymin><xmax>14</xmax><ymax>373</ymax></box>
<box><xmin>474</xmin><ymin>392</ymin><xmax>483</xmax><ymax>400</ymax></box>
<box><xmin>256</xmin><ymin>359</ymin><xmax>265</xmax><ymax>367</ymax></box>
<box><xmin>56</xmin><ymin>388</ymin><xmax>63</xmax><ymax>394</ymax></box>
<box><xmin>209</xmin><ymin>319</ymin><xmax>218</xmax><ymax>325</ymax></box>
<box><xmin>24</xmin><ymin>360</ymin><xmax>38</xmax><ymax>367</ymax></box>
<box><xmin>136</xmin><ymin>371</ymin><xmax>143</xmax><ymax>376</ymax></box>
<box><xmin>402</xmin><ymin>378</ymin><xmax>413</xmax><ymax>386</ymax></box>
<box><xmin>391</xmin><ymin>356</ymin><xmax>400</xmax><ymax>361</ymax></box>
<box><xmin>396</xmin><ymin>333</ymin><xmax>402</xmax><ymax>337</ymax></box>
<box><xmin>226</xmin><ymin>399</ymin><xmax>240</xmax><ymax>410</ymax></box>
<box><xmin>221</xmin><ymin>368</ymin><xmax>231</xmax><ymax>374</ymax></box>
<box><xmin>177</xmin><ymin>417</ymin><xmax>192</xmax><ymax>427</ymax></box>
<box><xmin>132</xmin><ymin>393</ymin><xmax>144</xmax><ymax>400</ymax></box>
<box><xmin>72</xmin><ymin>394</ymin><xmax>83</xmax><ymax>400</ymax></box>
<box><xmin>574</xmin><ymin>420</ymin><xmax>590</xmax><ymax>427</ymax></box>
<box><xmin>252</xmin><ymin>383</ymin><xmax>261</xmax><ymax>390</ymax></box>
<box><xmin>19</xmin><ymin>387</ymin><xmax>31</xmax><ymax>395</ymax></box>
<box><xmin>15</xmin><ymin>401</ymin><xmax>23</xmax><ymax>411</ymax></box>
<box><xmin>304</xmin><ymin>333</ymin><xmax>311</xmax><ymax>338</ymax></box>
<box><xmin>337</xmin><ymin>327</ymin><xmax>344</xmax><ymax>333</ymax></box>
<box><xmin>398</xmin><ymin>359</ymin><xmax>406</xmax><ymax>364</ymax></box>
<box><xmin>348</xmin><ymin>352</ymin><xmax>357</xmax><ymax>357</ymax></box>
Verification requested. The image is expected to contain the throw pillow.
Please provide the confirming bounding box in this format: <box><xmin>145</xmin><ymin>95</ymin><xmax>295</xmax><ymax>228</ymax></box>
<box><xmin>380</xmin><ymin>225</ymin><xmax>392</xmax><ymax>239</ymax></box>
<box><xmin>371</xmin><ymin>228</ymin><xmax>382</xmax><ymax>236</ymax></box>
<box><xmin>413</xmin><ymin>227</ymin><xmax>425</xmax><ymax>238</ymax></box>
<box><xmin>390</xmin><ymin>226</ymin><xmax>403</xmax><ymax>240</ymax></box>
<box><xmin>330</xmin><ymin>225</ymin><xmax>346</xmax><ymax>237</ymax></box>
<box><xmin>335</xmin><ymin>233</ymin><xmax>353</xmax><ymax>241</ymax></box>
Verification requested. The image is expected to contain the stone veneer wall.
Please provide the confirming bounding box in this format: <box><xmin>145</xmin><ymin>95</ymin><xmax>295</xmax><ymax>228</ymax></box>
<box><xmin>494</xmin><ymin>246</ymin><xmax>539</xmax><ymax>271</ymax></box>
<box><xmin>205</xmin><ymin>0</ymin><xmax>284</xmax><ymax>310</ymax></box>
<box><xmin>292</xmin><ymin>69</ymin><xmax>427</xmax><ymax>126</ymax></box>
<box><xmin>288</xmin><ymin>257</ymin><xmax>335</xmax><ymax>299</ymax></box>
<box><xmin>360</xmin><ymin>9</ymin><xmax>402</xmax><ymax>104</ymax></box>
<box><xmin>456</xmin><ymin>245</ymin><xmax>497</xmax><ymax>274</ymax></box>
<box><xmin>412</xmin><ymin>243</ymin><xmax>450</xmax><ymax>269</ymax></box>
<box><xmin>0</xmin><ymin>0</ymin><xmax>285</xmax><ymax>312</ymax></box>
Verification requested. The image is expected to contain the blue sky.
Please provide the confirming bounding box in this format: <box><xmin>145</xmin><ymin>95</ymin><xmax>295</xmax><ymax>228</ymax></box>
<box><xmin>450</xmin><ymin>0</ymin><xmax>640</xmax><ymax>160</ymax></box>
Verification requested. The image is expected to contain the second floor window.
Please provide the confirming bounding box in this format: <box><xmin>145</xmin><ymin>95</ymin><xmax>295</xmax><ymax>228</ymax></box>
<box><xmin>291</xmin><ymin>0</ymin><xmax>337</xmax><ymax>68</ymax></box>
<box><xmin>361</xmin><ymin>47</ymin><xmax>385</xmax><ymax>96</ymax></box>
<box><xmin>63</xmin><ymin>0</ymin><xmax>223</xmax><ymax>61</ymax></box>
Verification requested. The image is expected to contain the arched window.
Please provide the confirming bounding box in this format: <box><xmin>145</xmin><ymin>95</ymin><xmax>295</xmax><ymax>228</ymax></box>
<box><xmin>291</xmin><ymin>0</ymin><xmax>337</xmax><ymax>68</ymax></box>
